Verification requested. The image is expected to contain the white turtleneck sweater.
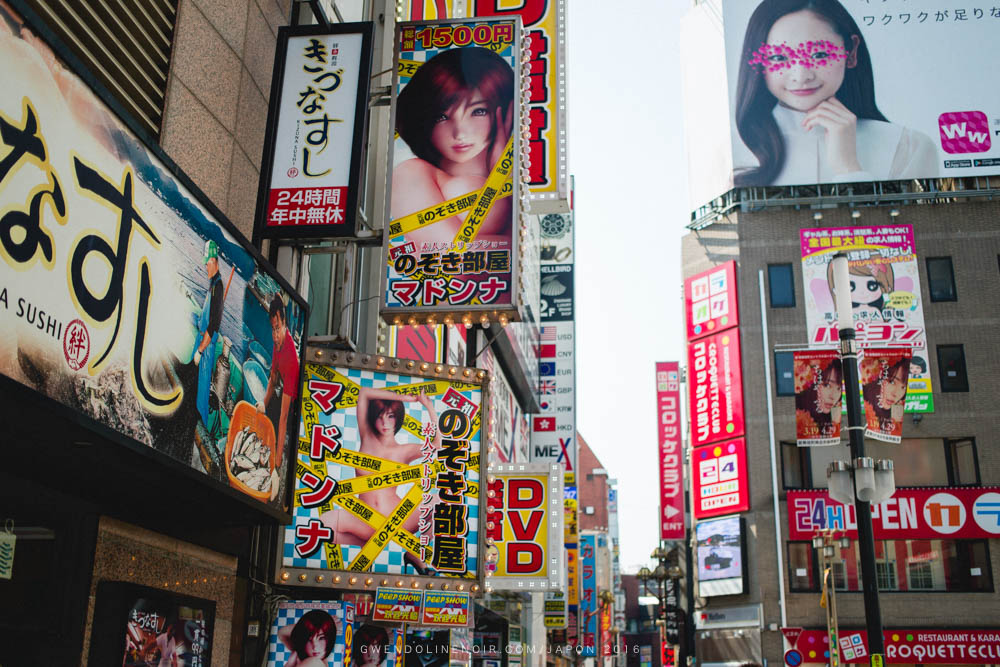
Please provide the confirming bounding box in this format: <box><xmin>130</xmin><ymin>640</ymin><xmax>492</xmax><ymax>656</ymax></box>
<box><xmin>736</xmin><ymin>104</ymin><xmax>938</xmax><ymax>185</ymax></box>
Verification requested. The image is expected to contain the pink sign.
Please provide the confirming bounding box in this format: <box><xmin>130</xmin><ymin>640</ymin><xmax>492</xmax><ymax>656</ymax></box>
<box><xmin>685</xmin><ymin>261</ymin><xmax>739</xmax><ymax>341</ymax></box>
<box><xmin>691</xmin><ymin>438</ymin><xmax>750</xmax><ymax>519</ymax></box>
<box><xmin>787</xmin><ymin>488</ymin><xmax>1000</xmax><ymax>541</ymax></box>
<box><xmin>656</xmin><ymin>362</ymin><xmax>685</xmax><ymax>540</ymax></box>
<box><xmin>688</xmin><ymin>330</ymin><xmax>745</xmax><ymax>448</ymax></box>
<box><xmin>795</xmin><ymin>629</ymin><xmax>1000</xmax><ymax>664</ymax></box>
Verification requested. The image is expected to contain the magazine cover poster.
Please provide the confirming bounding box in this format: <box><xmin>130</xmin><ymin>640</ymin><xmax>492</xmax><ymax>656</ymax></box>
<box><xmin>384</xmin><ymin>18</ymin><xmax>521</xmax><ymax>313</ymax></box>
<box><xmin>794</xmin><ymin>349</ymin><xmax>843</xmax><ymax>447</ymax></box>
<box><xmin>861</xmin><ymin>347</ymin><xmax>911</xmax><ymax>443</ymax></box>
<box><xmin>267</xmin><ymin>600</ymin><xmax>354</xmax><ymax>667</ymax></box>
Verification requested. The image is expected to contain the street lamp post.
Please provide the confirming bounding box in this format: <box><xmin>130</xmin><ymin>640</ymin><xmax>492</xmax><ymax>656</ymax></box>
<box><xmin>812</xmin><ymin>531</ymin><xmax>852</xmax><ymax>667</ymax></box>
<box><xmin>639</xmin><ymin>546</ymin><xmax>684</xmax><ymax>667</ymax></box>
<box><xmin>829</xmin><ymin>253</ymin><xmax>894</xmax><ymax>662</ymax></box>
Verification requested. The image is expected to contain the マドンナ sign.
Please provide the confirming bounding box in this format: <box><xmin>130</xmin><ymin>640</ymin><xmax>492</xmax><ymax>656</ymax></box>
<box><xmin>282</xmin><ymin>350</ymin><xmax>487</xmax><ymax>584</ymax></box>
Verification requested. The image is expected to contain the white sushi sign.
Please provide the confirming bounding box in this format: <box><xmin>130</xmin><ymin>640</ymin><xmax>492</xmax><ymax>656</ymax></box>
<box><xmin>0</xmin><ymin>2</ymin><xmax>307</xmax><ymax>510</ymax></box>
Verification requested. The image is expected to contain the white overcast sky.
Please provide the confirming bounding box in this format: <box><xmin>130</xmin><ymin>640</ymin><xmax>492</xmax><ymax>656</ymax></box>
<box><xmin>568</xmin><ymin>0</ymin><xmax>693</xmax><ymax>573</ymax></box>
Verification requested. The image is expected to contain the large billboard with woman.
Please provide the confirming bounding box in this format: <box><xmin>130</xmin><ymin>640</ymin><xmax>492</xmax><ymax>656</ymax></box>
<box><xmin>683</xmin><ymin>0</ymin><xmax>1000</xmax><ymax>207</ymax></box>
<box><xmin>382</xmin><ymin>18</ymin><xmax>526</xmax><ymax>323</ymax></box>
<box><xmin>281</xmin><ymin>348</ymin><xmax>487</xmax><ymax>585</ymax></box>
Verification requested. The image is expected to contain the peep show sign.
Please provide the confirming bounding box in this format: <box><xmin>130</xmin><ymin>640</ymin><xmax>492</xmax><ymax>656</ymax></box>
<box><xmin>0</xmin><ymin>1</ymin><xmax>306</xmax><ymax>511</ymax></box>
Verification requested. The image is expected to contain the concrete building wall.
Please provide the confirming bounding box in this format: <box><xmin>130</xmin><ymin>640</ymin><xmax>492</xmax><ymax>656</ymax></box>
<box><xmin>682</xmin><ymin>199</ymin><xmax>1000</xmax><ymax>663</ymax></box>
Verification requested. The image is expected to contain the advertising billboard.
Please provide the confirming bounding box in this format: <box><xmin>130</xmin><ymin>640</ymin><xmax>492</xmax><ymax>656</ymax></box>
<box><xmin>689</xmin><ymin>0</ymin><xmax>1000</xmax><ymax>204</ymax></box>
<box><xmin>860</xmin><ymin>347</ymin><xmax>911</xmax><ymax>442</ymax></box>
<box><xmin>383</xmin><ymin>18</ymin><xmax>525</xmax><ymax>322</ymax></box>
<box><xmin>266</xmin><ymin>600</ymin><xmax>354</xmax><ymax>667</ymax></box>
<box><xmin>531</xmin><ymin>322</ymin><xmax>576</xmax><ymax>471</ymax></box>
<box><xmin>687</xmin><ymin>329</ymin><xmax>746</xmax><ymax>448</ymax></box>
<box><xmin>255</xmin><ymin>23</ymin><xmax>373</xmax><ymax>240</ymax></box>
<box><xmin>544</xmin><ymin>591</ymin><xmax>568</xmax><ymax>629</ymax></box>
<box><xmin>473</xmin><ymin>0</ymin><xmax>570</xmax><ymax>210</ymax></box>
<box><xmin>484</xmin><ymin>463</ymin><xmax>564</xmax><ymax>590</ymax></box>
<box><xmin>794</xmin><ymin>349</ymin><xmax>843</xmax><ymax>447</ymax></box>
<box><xmin>656</xmin><ymin>362</ymin><xmax>685</xmax><ymax>540</ymax></box>
<box><xmin>787</xmin><ymin>487</ymin><xmax>1000</xmax><ymax>540</ymax></box>
<box><xmin>791</xmin><ymin>629</ymin><xmax>1000</xmax><ymax>665</ymax></box>
<box><xmin>281</xmin><ymin>349</ymin><xmax>487</xmax><ymax>584</ymax></box>
<box><xmin>88</xmin><ymin>581</ymin><xmax>215</xmax><ymax>666</ymax></box>
<box><xmin>801</xmin><ymin>224</ymin><xmax>931</xmax><ymax>412</ymax></box>
<box><xmin>695</xmin><ymin>516</ymin><xmax>747</xmax><ymax>597</ymax></box>
<box><xmin>580</xmin><ymin>533</ymin><xmax>598</xmax><ymax>658</ymax></box>
<box><xmin>685</xmin><ymin>261</ymin><xmax>739</xmax><ymax>341</ymax></box>
<box><xmin>691</xmin><ymin>438</ymin><xmax>750</xmax><ymax>520</ymax></box>
<box><xmin>0</xmin><ymin>2</ymin><xmax>306</xmax><ymax>513</ymax></box>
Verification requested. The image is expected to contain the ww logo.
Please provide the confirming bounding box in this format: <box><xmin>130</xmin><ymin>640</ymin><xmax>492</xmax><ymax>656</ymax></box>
<box><xmin>938</xmin><ymin>111</ymin><xmax>991</xmax><ymax>154</ymax></box>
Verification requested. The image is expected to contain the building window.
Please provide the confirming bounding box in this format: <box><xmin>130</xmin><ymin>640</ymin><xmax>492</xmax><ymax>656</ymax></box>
<box><xmin>768</xmin><ymin>264</ymin><xmax>796</xmax><ymax>307</ymax></box>
<box><xmin>796</xmin><ymin>438</ymin><xmax>978</xmax><ymax>488</ymax></box>
<box><xmin>937</xmin><ymin>344</ymin><xmax>969</xmax><ymax>392</ymax></box>
<box><xmin>926</xmin><ymin>257</ymin><xmax>957</xmax><ymax>301</ymax></box>
<box><xmin>22</xmin><ymin>0</ymin><xmax>179</xmax><ymax>140</ymax></box>
<box><xmin>780</xmin><ymin>442</ymin><xmax>810</xmax><ymax>489</ymax></box>
<box><xmin>774</xmin><ymin>351</ymin><xmax>795</xmax><ymax>396</ymax></box>
<box><xmin>786</xmin><ymin>540</ymin><xmax>993</xmax><ymax>593</ymax></box>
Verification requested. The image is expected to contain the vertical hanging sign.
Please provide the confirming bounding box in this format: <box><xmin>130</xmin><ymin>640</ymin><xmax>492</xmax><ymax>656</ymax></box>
<box><xmin>656</xmin><ymin>362</ymin><xmax>685</xmax><ymax>540</ymax></box>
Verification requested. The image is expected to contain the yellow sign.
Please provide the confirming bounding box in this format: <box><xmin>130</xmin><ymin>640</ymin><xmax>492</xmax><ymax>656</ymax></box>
<box><xmin>871</xmin><ymin>655</ymin><xmax>883</xmax><ymax>667</ymax></box>
<box><xmin>493</xmin><ymin>473</ymin><xmax>549</xmax><ymax>578</ymax></box>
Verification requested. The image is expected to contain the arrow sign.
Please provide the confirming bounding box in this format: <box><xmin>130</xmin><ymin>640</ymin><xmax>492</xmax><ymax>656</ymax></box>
<box><xmin>664</xmin><ymin>505</ymin><xmax>680</xmax><ymax>518</ymax></box>
<box><xmin>782</xmin><ymin>627</ymin><xmax>803</xmax><ymax>649</ymax></box>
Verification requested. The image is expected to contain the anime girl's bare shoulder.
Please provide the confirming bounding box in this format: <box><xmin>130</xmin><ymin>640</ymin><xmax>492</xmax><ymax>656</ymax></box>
<box><xmin>391</xmin><ymin>158</ymin><xmax>449</xmax><ymax>215</ymax></box>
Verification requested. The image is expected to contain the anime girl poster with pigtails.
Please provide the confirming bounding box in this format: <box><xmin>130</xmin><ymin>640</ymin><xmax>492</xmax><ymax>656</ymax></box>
<box><xmin>800</xmin><ymin>225</ymin><xmax>932</xmax><ymax>413</ymax></box>
<box><xmin>383</xmin><ymin>18</ymin><xmax>522</xmax><ymax>319</ymax></box>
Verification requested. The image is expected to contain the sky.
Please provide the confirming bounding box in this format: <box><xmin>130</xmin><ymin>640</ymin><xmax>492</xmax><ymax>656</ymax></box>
<box><xmin>566</xmin><ymin>0</ymin><xmax>694</xmax><ymax>573</ymax></box>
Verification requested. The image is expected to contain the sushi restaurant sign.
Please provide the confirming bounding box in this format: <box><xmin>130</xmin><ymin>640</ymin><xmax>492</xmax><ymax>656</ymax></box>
<box><xmin>0</xmin><ymin>2</ymin><xmax>306</xmax><ymax>511</ymax></box>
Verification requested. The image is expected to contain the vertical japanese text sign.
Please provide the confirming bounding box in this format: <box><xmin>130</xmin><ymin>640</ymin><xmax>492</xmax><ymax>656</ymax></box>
<box><xmin>383</xmin><ymin>18</ymin><xmax>523</xmax><ymax>320</ymax></box>
<box><xmin>656</xmin><ymin>362</ymin><xmax>685</xmax><ymax>540</ymax></box>
<box><xmin>580</xmin><ymin>533</ymin><xmax>597</xmax><ymax>657</ymax></box>
<box><xmin>283</xmin><ymin>350</ymin><xmax>487</xmax><ymax>584</ymax></box>
<box><xmin>473</xmin><ymin>0</ymin><xmax>570</xmax><ymax>210</ymax></box>
<box><xmin>687</xmin><ymin>330</ymin><xmax>746</xmax><ymax>449</ymax></box>
<box><xmin>255</xmin><ymin>23</ymin><xmax>374</xmax><ymax>240</ymax></box>
<box><xmin>684</xmin><ymin>261</ymin><xmax>739</xmax><ymax>342</ymax></box>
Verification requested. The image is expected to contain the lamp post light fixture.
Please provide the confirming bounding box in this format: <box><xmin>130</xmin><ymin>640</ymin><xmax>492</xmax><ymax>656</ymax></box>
<box><xmin>639</xmin><ymin>545</ymin><xmax>685</xmax><ymax>667</ymax></box>
<box><xmin>812</xmin><ymin>531</ymin><xmax>853</xmax><ymax>667</ymax></box>
<box><xmin>827</xmin><ymin>253</ymin><xmax>895</xmax><ymax>660</ymax></box>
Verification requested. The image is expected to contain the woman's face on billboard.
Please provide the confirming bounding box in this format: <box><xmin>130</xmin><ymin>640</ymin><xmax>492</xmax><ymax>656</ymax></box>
<box><xmin>760</xmin><ymin>10</ymin><xmax>849</xmax><ymax>111</ymax></box>
<box><xmin>431</xmin><ymin>88</ymin><xmax>492</xmax><ymax>166</ymax></box>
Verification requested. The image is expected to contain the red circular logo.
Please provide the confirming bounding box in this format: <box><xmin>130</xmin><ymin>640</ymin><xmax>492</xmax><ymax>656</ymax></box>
<box><xmin>63</xmin><ymin>319</ymin><xmax>90</xmax><ymax>371</ymax></box>
<box><xmin>286</xmin><ymin>167</ymin><xmax>299</xmax><ymax>178</ymax></box>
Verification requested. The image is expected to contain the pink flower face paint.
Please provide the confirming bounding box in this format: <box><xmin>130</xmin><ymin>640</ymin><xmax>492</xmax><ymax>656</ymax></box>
<box><xmin>748</xmin><ymin>40</ymin><xmax>848</xmax><ymax>72</ymax></box>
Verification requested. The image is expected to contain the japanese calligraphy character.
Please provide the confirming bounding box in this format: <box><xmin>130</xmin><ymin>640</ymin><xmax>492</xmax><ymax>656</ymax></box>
<box><xmin>935</xmin><ymin>10</ymin><xmax>948</xmax><ymax>21</ymax></box>
<box><xmin>900</xmin><ymin>13</ymin><xmax>910</xmax><ymax>23</ymax></box>
<box><xmin>440</xmin><ymin>252</ymin><xmax>461</xmax><ymax>273</ymax></box>
<box><xmin>303</xmin><ymin>38</ymin><xmax>327</xmax><ymax>63</ymax></box>
<box><xmin>462</xmin><ymin>251</ymin><xmax>486</xmax><ymax>273</ymax></box>
<box><xmin>955</xmin><ymin>9</ymin><xmax>967</xmax><ymax>20</ymax></box>
<box><xmin>863</xmin><ymin>15</ymin><xmax>874</xmax><ymax>25</ymax></box>
<box><xmin>881</xmin><ymin>14</ymin><xmax>890</xmax><ymax>25</ymax></box>
<box><xmin>446</xmin><ymin>277</ymin><xmax>477</xmax><ymax>304</ymax></box>
<box><xmin>437</xmin><ymin>439</ymin><xmax>469</xmax><ymax>471</ymax></box>
<box><xmin>918</xmin><ymin>11</ymin><xmax>928</xmax><ymax>22</ymax></box>
<box><xmin>417</xmin><ymin>253</ymin><xmax>440</xmax><ymax>275</ymax></box>
<box><xmin>304</xmin><ymin>67</ymin><xmax>344</xmax><ymax>92</ymax></box>
<box><xmin>433</xmin><ymin>503</ymin><xmax>468</xmax><ymax>537</ymax></box>
<box><xmin>295</xmin><ymin>519</ymin><xmax>333</xmax><ymax>557</ymax></box>
<box><xmin>297</xmin><ymin>86</ymin><xmax>326</xmax><ymax>114</ymax></box>
<box><xmin>478</xmin><ymin>276</ymin><xmax>507</xmax><ymax>303</ymax></box>
<box><xmin>436</xmin><ymin>469</ymin><xmax>467</xmax><ymax>502</ymax></box>
<box><xmin>310</xmin><ymin>424</ymin><xmax>343</xmax><ymax>459</ymax></box>
<box><xmin>431</xmin><ymin>535</ymin><xmax>467</xmax><ymax>572</ymax></box>
<box><xmin>390</xmin><ymin>280</ymin><xmax>421</xmax><ymax>306</ymax></box>
<box><xmin>393</xmin><ymin>254</ymin><xmax>418</xmax><ymax>276</ymax></box>
<box><xmin>300</xmin><ymin>472</ymin><xmax>338</xmax><ymax>507</ymax></box>
<box><xmin>486</xmin><ymin>251</ymin><xmax>510</xmax><ymax>273</ymax></box>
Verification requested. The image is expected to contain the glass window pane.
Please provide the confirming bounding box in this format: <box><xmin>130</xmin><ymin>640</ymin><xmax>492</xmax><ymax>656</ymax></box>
<box><xmin>768</xmin><ymin>264</ymin><xmax>796</xmax><ymax>307</ymax></box>
<box><xmin>937</xmin><ymin>345</ymin><xmax>969</xmax><ymax>392</ymax></box>
<box><xmin>966</xmin><ymin>541</ymin><xmax>994</xmax><ymax>592</ymax></box>
<box><xmin>866</xmin><ymin>439</ymin><xmax>949</xmax><ymax>486</ymax></box>
<box><xmin>787</xmin><ymin>543</ymin><xmax>816</xmax><ymax>591</ymax></box>
<box><xmin>950</xmin><ymin>439</ymin><xmax>979</xmax><ymax>485</ymax></box>
<box><xmin>775</xmin><ymin>351</ymin><xmax>795</xmax><ymax>396</ymax></box>
<box><xmin>781</xmin><ymin>442</ymin><xmax>806</xmax><ymax>489</ymax></box>
<box><xmin>926</xmin><ymin>257</ymin><xmax>957</xmax><ymax>301</ymax></box>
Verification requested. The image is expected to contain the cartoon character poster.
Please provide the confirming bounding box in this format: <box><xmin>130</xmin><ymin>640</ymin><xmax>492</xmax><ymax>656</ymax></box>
<box><xmin>283</xmin><ymin>355</ymin><xmax>484</xmax><ymax>579</ymax></box>
<box><xmin>801</xmin><ymin>225</ymin><xmax>931</xmax><ymax>412</ymax></box>
<box><xmin>383</xmin><ymin>18</ymin><xmax>522</xmax><ymax>317</ymax></box>
<box><xmin>0</xmin><ymin>1</ymin><xmax>305</xmax><ymax>510</ymax></box>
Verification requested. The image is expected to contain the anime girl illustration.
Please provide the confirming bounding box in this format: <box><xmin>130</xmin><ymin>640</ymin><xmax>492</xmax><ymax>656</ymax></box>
<box><xmin>276</xmin><ymin>610</ymin><xmax>338</xmax><ymax>667</ymax></box>
<box><xmin>795</xmin><ymin>356</ymin><xmax>843</xmax><ymax>444</ymax></box>
<box><xmin>391</xmin><ymin>46</ymin><xmax>514</xmax><ymax>245</ymax></box>
<box><xmin>733</xmin><ymin>0</ymin><xmax>935</xmax><ymax>186</ymax></box>
<box><xmin>319</xmin><ymin>387</ymin><xmax>441</xmax><ymax>559</ymax></box>
<box><xmin>826</xmin><ymin>259</ymin><xmax>894</xmax><ymax>322</ymax></box>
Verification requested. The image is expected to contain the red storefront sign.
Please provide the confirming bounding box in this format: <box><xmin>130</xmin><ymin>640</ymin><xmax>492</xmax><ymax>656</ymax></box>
<box><xmin>691</xmin><ymin>438</ymin><xmax>750</xmax><ymax>519</ymax></box>
<box><xmin>795</xmin><ymin>629</ymin><xmax>1000</xmax><ymax>664</ymax></box>
<box><xmin>601</xmin><ymin>605</ymin><xmax>613</xmax><ymax>657</ymax></box>
<box><xmin>688</xmin><ymin>330</ymin><xmax>745</xmax><ymax>448</ymax></box>
<box><xmin>787</xmin><ymin>488</ymin><xmax>1000</xmax><ymax>540</ymax></box>
<box><xmin>685</xmin><ymin>261</ymin><xmax>739</xmax><ymax>341</ymax></box>
<box><xmin>656</xmin><ymin>362</ymin><xmax>685</xmax><ymax>540</ymax></box>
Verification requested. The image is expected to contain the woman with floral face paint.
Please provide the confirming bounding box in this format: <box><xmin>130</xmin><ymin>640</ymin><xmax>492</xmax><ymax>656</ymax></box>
<box><xmin>734</xmin><ymin>0</ymin><xmax>936</xmax><ymax>185</ymax></box>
